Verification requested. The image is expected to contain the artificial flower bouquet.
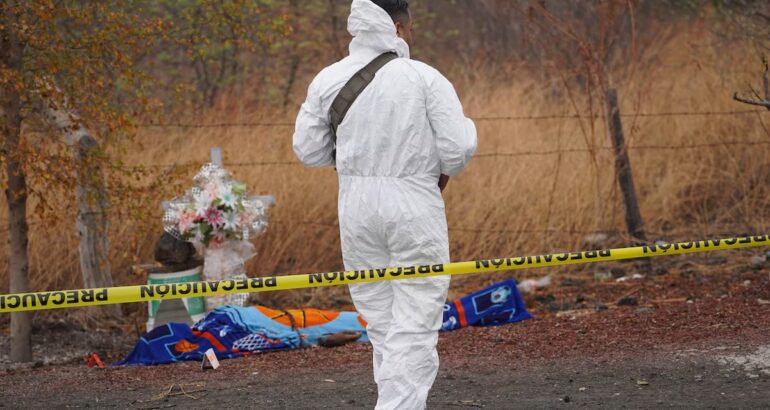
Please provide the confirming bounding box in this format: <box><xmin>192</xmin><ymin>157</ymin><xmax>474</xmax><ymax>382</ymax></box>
<box><xmin>163</xmin><ymin>163</ymin><xmax>272</xmax><ymax>308</ymax></box>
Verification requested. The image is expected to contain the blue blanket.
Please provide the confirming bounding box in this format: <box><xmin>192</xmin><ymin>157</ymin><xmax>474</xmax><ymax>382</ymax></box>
<box><xmin>118</xmin><ymin>279</ymin><xmax>531</xmax><ymax>366</ymax></box>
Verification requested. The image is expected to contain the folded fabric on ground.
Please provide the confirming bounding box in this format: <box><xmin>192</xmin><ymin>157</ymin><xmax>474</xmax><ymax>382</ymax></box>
<box><xmin>117</xmin><ymin>279</ymin><xmax>531</xmax><ymax>366</ymax></box>
<box><xmin>442</xmin><ymin>279</ymin><xmax>532</xmax><ymax>331</ymax></box>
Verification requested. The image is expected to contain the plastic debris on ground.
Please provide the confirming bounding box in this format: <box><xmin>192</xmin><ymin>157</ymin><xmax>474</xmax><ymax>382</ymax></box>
<box><xmin>616</xmin><ymin>274</ymin><xmax>646</xmax><ymax>282</ymax></box>
<box><xmin>86</xmin><ymin>353</ymin><xmax>105</xmax><ymax>369</ymax></box>
<box><xmin>594</xmin><ymin>272</ymin><xmax>613</xmax><ymax>281</ymax></box>
<box><xmin>518</xmin><ymin>275</ymin><xmax>552</xmax><ymax>293</ymax></box>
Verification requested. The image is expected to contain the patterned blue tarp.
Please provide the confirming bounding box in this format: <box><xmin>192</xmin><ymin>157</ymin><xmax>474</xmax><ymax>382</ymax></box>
<box><xmin>117</xmin><ymin>279</ymin><xmax>531</xmax><ymax>366</ymax></box>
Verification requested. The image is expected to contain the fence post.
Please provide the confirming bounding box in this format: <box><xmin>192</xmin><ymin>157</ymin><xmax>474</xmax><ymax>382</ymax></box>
<box><xmin>606</xmin><ymin>89</ymin><xmax>651</xmax><ymax>270</ymax></box>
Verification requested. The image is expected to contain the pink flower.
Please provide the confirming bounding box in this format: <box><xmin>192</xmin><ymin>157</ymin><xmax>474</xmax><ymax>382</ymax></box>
<box><xmin>205</xmin><ymin>181</ymin><xmax>222</xmax><ymax>199</ymax></box>
<box><xmin>239</xmin><ymin>209</ymin><xmax>255</xmax><ymax>226</ymax></box>
<box><xmin>177</xmin><ymin>209</ymin><xmax>197</xmax><ymax>233</ymax></box>
<box><xmin>208</xmin><ymin>230</ymin><xmax>227</xmax><ymax>248</ymax></box>
<box><xmin>204</xmin><ymin>207</ymin><xmax>224</xmax><ymax>227</ymax></box>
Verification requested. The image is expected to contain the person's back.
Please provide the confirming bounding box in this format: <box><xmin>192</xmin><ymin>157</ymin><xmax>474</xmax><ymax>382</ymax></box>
<box><xmin>293</xmin><ymin>0</ymin><xmax>476</xmax><ymax>408</ymax></box>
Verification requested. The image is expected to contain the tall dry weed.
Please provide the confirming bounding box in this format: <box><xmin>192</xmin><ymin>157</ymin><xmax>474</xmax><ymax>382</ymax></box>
<box><xmin>0</xmin><ymin>25</ymin><xmax>768</xmax><ymax>320</ymax></box>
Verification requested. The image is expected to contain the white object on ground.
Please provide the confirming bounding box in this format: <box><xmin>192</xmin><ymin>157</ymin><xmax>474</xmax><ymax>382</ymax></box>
<box><xmin>519</xmin><ymin>275</ymin><xmax>552</xmax><ymax>293</ymax></box>
<box><xmin>616</xmin><ymin>273</ymin><xmax>645</xmax><ymax>282</ymax></box>
<box><xmin>201</xmin><ymin>348</ymin><xmax>220</xmax><ymax>370</ymax></box>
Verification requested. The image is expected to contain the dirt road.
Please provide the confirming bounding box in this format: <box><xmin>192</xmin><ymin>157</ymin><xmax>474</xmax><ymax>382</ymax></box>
<box><xmin>1</xmin><ymin>264</ymin><xmax>769</xmax><ymax>408</ymax></box>
<box><xmin>1</xmin><ymin>334</ymin><xmax>768</xmax><ymax>409</ymax></box>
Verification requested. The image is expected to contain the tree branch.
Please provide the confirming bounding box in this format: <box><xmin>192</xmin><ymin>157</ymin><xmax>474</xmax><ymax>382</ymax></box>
<box><xmin>733</xmin><ymin>92</ymin><xmax>770</xmax><ymax>109</ymax></box>
<box><xmin>733</xmin><ymin>54</ymin><xmax>770</xmax><ymax>111</ymax></box>
<box><xmin>35</xmin><ymin>86</ymin><xmax>92</xmax><ymax>146</ymax></box>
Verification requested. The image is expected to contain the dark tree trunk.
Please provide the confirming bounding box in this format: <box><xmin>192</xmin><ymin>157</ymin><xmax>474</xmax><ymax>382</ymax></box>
<box><xmin>1</xmin><ymin>8</ymin><xmax>32</xmax><ymax>362</ymax></box>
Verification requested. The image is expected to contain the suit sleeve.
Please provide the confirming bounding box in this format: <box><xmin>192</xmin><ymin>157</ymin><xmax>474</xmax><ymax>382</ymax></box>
<box><xmin>426</xmin><ymin>72</ymin><xmax>477</xmax><ymax>176</ymax></box>
<box><xmin>293</xmin><ymin>77</ymin><xmax>335</xmax><ymax>168</ymax></box>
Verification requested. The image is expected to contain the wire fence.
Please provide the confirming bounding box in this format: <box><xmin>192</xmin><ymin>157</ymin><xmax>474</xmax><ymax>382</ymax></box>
<box><xmin>138</xmin><ymin>108</ymin><xmax>764</xmax><ymax>129</ymax></box>
<box><xmin>125</xmin><ymin>139</ymin><xmax>770</xmax><ymax>170</ymax></box>
<box><xmin>271</xmin><ymin>220</ymin><xmax>628</xmax><ymax>236</ymax></box>
<box><xmin>127</xmin><ymin>108</ymin><xmax>768</xmax><ymax>170</ymax></box>
<box><xmin>1</xmin><ymin>217</ymin><xmax>757</xmax><ymax>241</ymax></box>
<box><xmin>271</xmin><ymin>219</ymin><xmax>760</xmax><ymax>234</ymax></box>
<box><xmin>3</xmin><ymin>108</ymin><xmax>766</xmax><ymax>238</ymax></box>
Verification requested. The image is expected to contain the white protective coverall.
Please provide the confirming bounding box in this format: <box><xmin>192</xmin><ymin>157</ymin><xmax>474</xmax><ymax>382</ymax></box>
<box><xmin>293</xmin><ymin>0</ymin><xmax>477</xmax><ymax>408</ymax></box>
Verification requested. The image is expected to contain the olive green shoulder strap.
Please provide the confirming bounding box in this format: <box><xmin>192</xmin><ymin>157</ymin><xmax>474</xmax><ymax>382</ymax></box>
<box><xmin>329</xmin><ymin>52</ymin><xmax>398</xmax><ymax>160</ymax></box>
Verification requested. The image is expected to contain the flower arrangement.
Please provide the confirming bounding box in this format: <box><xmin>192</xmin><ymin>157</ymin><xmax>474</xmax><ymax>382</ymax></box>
<box><xmin>161</xmin><ymin>163</ymin><xmax>272</xmax><ymax>309</ymax></box>
<box><xmin>163</xmin><ymin>163</ymin><xmax>270</xmax><ymax>250</ymax></box>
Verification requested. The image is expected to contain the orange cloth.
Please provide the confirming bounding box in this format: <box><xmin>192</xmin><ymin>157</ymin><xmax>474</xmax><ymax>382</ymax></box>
<box><xmin>255</xmin><ymin>305</ymin><xmax>342</xmax><ymax>328</ymax></box>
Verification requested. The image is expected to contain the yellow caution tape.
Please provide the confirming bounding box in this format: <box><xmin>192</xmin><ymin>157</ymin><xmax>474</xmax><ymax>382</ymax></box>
<box><xmin>1</xmin><ymin>235</ymin><xmax>768</xmax><ymax>313</ymax></box>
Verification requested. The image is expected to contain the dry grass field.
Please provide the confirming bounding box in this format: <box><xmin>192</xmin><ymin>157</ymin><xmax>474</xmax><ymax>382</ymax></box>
<box><xmin>0</xmin><ymin>23</ymin><xmax>768</xmax><ymax>320</ymax></box>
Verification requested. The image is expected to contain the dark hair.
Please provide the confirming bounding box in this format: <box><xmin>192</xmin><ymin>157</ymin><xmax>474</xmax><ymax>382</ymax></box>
<box><xmin>371</xmin><ymin>0</ymin><xmax>410</xmax><ymax>24</ymax></box>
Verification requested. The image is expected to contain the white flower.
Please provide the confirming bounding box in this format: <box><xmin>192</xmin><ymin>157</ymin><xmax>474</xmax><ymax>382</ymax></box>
<box><xmin>194</xmin><ymin>191</ymin><xmax>212</xmax><ymax>217</ymax></box>
<box><xmin>220</xmin><ymin>185</ymin><xmax>237</xmax><ymax>209</ymax></box>
<box><xmin>222</xmin><ymin>211</ymin><xmax>239</xmax><ymax>232</ymax></box>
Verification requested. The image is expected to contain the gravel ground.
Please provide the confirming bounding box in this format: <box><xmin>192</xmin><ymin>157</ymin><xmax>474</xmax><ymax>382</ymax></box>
<box><xmin>1</xmin><ymin>335</ymin><xmax>768</xmax><ymax>409</ymax></box>
<box><xmin>1</xmin><ymin>256</ymin><xmax>769</xmax><ymax>408</ymax></box>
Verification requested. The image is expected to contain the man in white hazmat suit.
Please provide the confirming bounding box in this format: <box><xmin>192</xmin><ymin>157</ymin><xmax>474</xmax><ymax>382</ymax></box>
<box><xmin>293</xmin><ymin>0</ymin><xmax>476</xmax><ymax>408</ymax></box>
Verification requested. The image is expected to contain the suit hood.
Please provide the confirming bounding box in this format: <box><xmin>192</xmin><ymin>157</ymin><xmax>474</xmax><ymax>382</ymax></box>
<box><xmin>347</xmin><ymin>0</ymin><xmax>410</xmax><ymax>58</ymax></box>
